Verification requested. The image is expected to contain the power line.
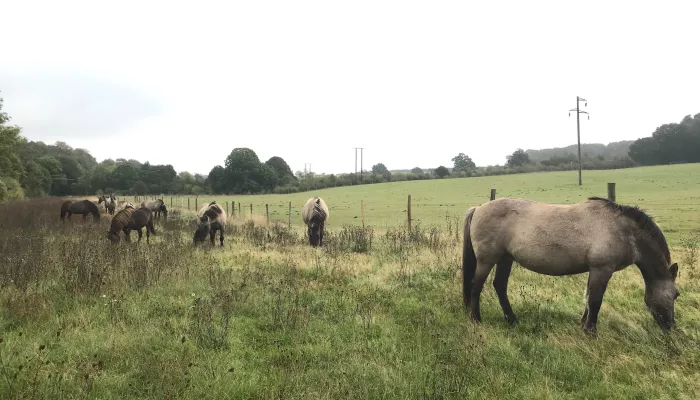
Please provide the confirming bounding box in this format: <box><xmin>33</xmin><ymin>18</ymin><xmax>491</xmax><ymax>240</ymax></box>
<box><xmin>569</xmin><ymin>96</ymin><xmax>590</xmax><ymax>186</ymax></box>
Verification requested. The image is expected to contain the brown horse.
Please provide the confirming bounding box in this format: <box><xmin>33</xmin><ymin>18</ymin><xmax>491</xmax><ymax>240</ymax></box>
<box><xmin>301</xmin><ymin>197</ymin><xmax>329</xmax><ymax>247</ymax></box>
<box><xmin>107</xmin><ymin>205</ymin><xmax>156</xmax><ymax>244</ymax></box>
<box><xmin>60</xmin><ymin>200</ymin><xmax>100</xmax><ymax>222</ymax></box>
<box><xmin>194</xmin><ymin>201</ymin><xmax>226</xmax><ymax>247</ymax></box>
<box><xmin>462</xmin><ymin>196</ymin><xmax>680</xmax><ymax>335</ymax></box>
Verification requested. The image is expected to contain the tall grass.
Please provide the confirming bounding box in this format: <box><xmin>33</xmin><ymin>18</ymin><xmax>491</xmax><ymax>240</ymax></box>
<box><xmin>1</xmin><ymin>197</ymin><xmax>699</xmax><ymax>399</ymax></box>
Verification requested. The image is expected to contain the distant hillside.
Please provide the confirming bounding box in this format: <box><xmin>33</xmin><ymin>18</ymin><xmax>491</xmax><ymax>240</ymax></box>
<box><xmin>525</xmin><ymin>140</ymin><xmax>634</xmax><ymax>162</ymax></box>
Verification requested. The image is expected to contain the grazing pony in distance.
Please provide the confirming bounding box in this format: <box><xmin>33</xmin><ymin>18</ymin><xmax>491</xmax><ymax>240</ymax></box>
<box><xmin>98</xmin><ymin>194</ymin><xmax>116</xmax><ymax>215</ymax></box>
<box><xmin>60</xmin><ymin>199</ymin><xmax>100</xmax><ymax>222</ymax></box>
<box><xmin>107</xmin><ymin>205</ymin><xmax>156</xmax><ymax>244</ymax></box>
<box><xmin>461</xmin><ymin>196</ymin><xmax>680</xmax><ymax>335</ymax></box>
<box><xmin>140</xmin><ymin>199</ymin><xmax>168</xmax><ymax>220</ymax></box>
<box><xmin>194</xmin><ymin>201</ymin><xmax>226</xmax><ymax>247</ymax></box>
<box><xmin>302</xmin><ymin>197</ymin><xmax>329</xmax><ymax>247</ymax></box>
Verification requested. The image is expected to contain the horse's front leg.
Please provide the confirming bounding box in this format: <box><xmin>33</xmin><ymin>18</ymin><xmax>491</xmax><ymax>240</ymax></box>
<box><xmin>123</xmin><ymin>228</ymin><xmax>132</xmax><ymax>243</ymax></box>
<box><xmin>219</xmin><ymin>228</ymin><xmax>225</xmax><ymax>247</ymax></box>
<box><xmin>470</xmin><ymin>260</ymin><xmax>496</xmax><ymax>322</ymax></box>
<box><xmin>209</xmin><ymin>229</ymin><xmax>216</xmax><ymax>246</ymax></box>
<box><xmin>319</xmin><ymin>223</ymin><xmax>325</xmax><ymax>247</ymax></box>
<box><xmin>494</xmin><ymin>258</ymin><xmax>518</xmax><ymax>325</ymax></box>
<box><xmin>583</xmin><ymin>266</ymin><xmax>614</xmax><ymax>335</ymax></box>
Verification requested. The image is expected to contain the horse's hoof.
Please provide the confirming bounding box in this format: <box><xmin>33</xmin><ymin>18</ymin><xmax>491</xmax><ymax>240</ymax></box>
<box><xmin>470</xmin><ymin>313</ymin><xmax>481</xmax><ymax>323</ymax></box>
<box><xmin>583</xmin><ymin>325</ymin><xmax>598</xmax><ymax>336</ymax></box>
<box><xmin>505</xmin><ymin>314</ymin><xmax>519</xmax><ymax>326</ymax></box>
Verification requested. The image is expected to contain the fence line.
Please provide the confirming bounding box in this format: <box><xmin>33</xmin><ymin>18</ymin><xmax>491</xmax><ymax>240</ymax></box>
<box><xmin>119</xmin><ymin>183</ymin><xmax>621</xmax><ymax>228</ymax></box>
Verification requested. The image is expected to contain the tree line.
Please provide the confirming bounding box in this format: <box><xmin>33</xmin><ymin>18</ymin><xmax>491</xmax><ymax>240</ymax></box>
<box><xmin>1</xmin><ymin>91</ymin><xmax>698</xmax><ymax>200</ymax></box>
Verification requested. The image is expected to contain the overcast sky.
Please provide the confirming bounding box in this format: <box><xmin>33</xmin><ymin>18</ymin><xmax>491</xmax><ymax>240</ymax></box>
<box><xmin>1</xmin><ymin>1</ymin><xmax>698</xmax><ymax>175</ymax></box>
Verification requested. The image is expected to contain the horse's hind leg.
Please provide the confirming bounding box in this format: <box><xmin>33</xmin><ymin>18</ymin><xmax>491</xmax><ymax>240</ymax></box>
<box><xmin>493</xmin><ymin>257</ymin><xmax>518</xmax><ymax>325</ymax></box>
<box><xmin>209</xmin><ymin>229</ymin><xmax>216</xmax><ymax>246</ymax></box>
<box><xmin>582</xmin><ymin>266</ymin><xmax>615</xmax><ymax>335</ymax></box>
<box><xmin>219</xmin><ymin>228</ymin><xmax>225</xmax><ymax>247</ymax></box>
<box><xmin>136</xmin><ymin>228</ymin><xmax>143</xmax><ymax>243</ymax></box>
<box><xmin>470</xmin><ymin>260</ymin><xmax>496</xmax><ymax>322</ymax></box>
<box><xmin>581</xmin><ymin>274</ymin><xmax>591</xmax><ymax>326</ymax></box>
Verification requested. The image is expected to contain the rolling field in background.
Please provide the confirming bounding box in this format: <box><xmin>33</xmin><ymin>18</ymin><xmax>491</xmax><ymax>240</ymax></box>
<box><xmin>166</xmin><ymin>163</ymin><xmax>700</xmax><ymax>244</ymax></box>
<box><xmin>2</xmin><ymin>164</ymin><xmax>700</xmax><ymax>399</ymax></box>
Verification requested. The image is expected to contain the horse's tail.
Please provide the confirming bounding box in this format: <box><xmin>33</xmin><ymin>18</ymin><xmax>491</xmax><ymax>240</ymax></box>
<box><xmin>462</xmin><ymin>206</ymin><xmax>478</xmax><ymax>309</ymax></box>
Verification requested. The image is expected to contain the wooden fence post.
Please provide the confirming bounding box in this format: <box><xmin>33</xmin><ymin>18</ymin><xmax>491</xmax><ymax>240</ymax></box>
<box><xmin>195</xmin><ymin>197</ymin><xmax>198</xmax><ymax>211</ymax></box>
<box><xmin>607</xmin><ymin>183</ymin><xmax>616</xmax><ymax>202</ymax></box>
<box><xmin>238</xmin><ymin>202</ymin><xmax>241</xmax><ymax>215</ymax></box>
<box><xmin>266</xmin><ymin>204</ymin><xmax>269</xmax><ymax>225</ymax></box>
<box><xmin>407</xmin><ymin>194</ymin><xmax>412</xmax><ymax>232</ymax></box>
<box><xmin>490</xmin><ymin>189</ymin><xmax>496</xmax><ymax>201</ymax></box>
<box><xmin>170</xmin><ymin>197</ymin><xmax>173</xmax><ymax>208</ymax></box>
<box><xmin>361</xmin><ymin>200</ymin><xmax>365</xmax><ymax>228</ymax></box>
<box><xmin>187</xmin><ymin>198</ymin><xmax>190</xmax><ymax>210</ymax></box>
<box><xmin>226</xmin><ymin>201</ymin><xmax>229</xmax><ymax>215</ymax></box>
<box><xmin>250</xmin><ymin>204</ymin><xmax>253</xmax><ymax>218</ymax></box>
<box><xmin>288</xmin><ymin>201</ymin><xmax>291</xmax><ymax>228</ymax></box>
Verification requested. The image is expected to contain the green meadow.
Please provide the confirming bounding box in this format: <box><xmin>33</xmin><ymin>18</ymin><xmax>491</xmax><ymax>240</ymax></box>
<box><xmin>173</xmin><ymin>163</ymin><xmax>700</xmax><ymax>244</ymax></box>
<box><xmin>1</xmin><ymin>164</ymin><xmax>699</xmax><ymax>399</ymax></box>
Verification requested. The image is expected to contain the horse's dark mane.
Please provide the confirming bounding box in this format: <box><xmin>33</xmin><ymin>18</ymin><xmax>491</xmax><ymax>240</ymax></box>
<box><xmin>588</xmin><ymin>196</ymin><xmax>670</xmax><ymax>262</ymax></box>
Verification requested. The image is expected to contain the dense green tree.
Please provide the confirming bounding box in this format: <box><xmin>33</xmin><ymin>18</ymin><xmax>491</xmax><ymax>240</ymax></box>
<box><xmin>506</xmin><ymin>148</ymin><xmax>531</xmax><ymax>167</ymax></box>
<box><xmin>265</xmin><ymin>156</ymin><xmax>295</xmax><ymax>185</ymax></box>
<box><xmin>451</xmin><ymin>153</ymin><xmax>476</xmax><ymax>174</ymax></box>
<box><xmin>132</xmin><ymin>181</ymin><xmax>147</xmax><ymax>195</ymax></box>
<box><xmin>434</xmin><ymin>165</ymin><xmax>450</xmax><ymax>178</ymax></box>
<box><xmin>109</xmin><ymin>163</ymin><xmax>140</xmax><ymax>191</ymax></box>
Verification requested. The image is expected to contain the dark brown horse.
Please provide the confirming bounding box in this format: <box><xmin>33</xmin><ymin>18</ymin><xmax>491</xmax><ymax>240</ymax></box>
<box><xmin>107</xmin><ymin>206</ymin><xmax>156</xmax><ymax>244</ymax></box>
<box><xmin>462</xmin><ymin>196</ymin><xmax>680</xmax><ymax>335</ymax></box>
<box><xmin>60</xmin><ymin>200</ymin><xmax>100</xmax><ymax>222</ymax></box>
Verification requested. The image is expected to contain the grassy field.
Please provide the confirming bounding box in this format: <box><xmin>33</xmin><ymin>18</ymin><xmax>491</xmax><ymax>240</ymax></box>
<box><xmin>153</xmin><ymin>163</ymin><xmax>700</xmax><ymax>245</ymax></box>
<box><xmin>2</xmin><ymin>164</ymin><xmax>700</xmax><ymax>399</ymax></box>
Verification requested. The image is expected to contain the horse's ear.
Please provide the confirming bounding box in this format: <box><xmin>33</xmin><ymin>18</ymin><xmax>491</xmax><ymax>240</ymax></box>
<box><xmin>670</xmin><ymin>263</ymin><xmax>678</xmax><ymax>280</ymax></box>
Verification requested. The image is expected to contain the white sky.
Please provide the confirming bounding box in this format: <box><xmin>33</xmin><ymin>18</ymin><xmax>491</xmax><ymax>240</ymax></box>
<box><xmin>0</xmin><ymin>1</ymin><xmax>698</xmax><ymax>175</ymax></box>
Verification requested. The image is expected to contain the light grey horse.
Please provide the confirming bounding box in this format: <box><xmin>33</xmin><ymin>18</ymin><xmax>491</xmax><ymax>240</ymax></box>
<box><xmin>194</xmin><ymin>201</ymin><xmax>227</xmax><ymax>247</ymax></box>
<box><xmin>301</xmin><ymin>197</ymin><xmax>329</xmax><ymax>247</ymax></box>
<box><xmin>462</xmin><ymin>196</ymin><xmax>680</xmax><ymax>335</ymax></box>
<box><xmin>140</xmin><ymin>199</ymin><xmax>168</xmax><ymax>220</ymax></box>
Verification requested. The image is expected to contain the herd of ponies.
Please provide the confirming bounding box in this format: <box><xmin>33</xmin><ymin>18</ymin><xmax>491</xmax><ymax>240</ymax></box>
<box><xmin>59</xmin><ymin>195</ymin><xmax>330</xmax><ymax>249</ymax></box>
<box><xmin>58</xmin><ymin>193</ymin><xmax>681</xmax><ymax>336</ymax></box>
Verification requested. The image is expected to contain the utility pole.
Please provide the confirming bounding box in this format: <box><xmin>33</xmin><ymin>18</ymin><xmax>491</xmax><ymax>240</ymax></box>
<box><xmin>569</xmin><ymin>96</ymin><xmax>589</xmax><ymax>186</ymax></box>
<box><xmin>353</xmin><ymin>147</ymin><xmax>359</xmax><ymax>185</ymax></box>
<box><xmin>304</xmin><ymin>163</ymin><xmax>312</xmax><ymax>179</ymax></box>
<box><xmin>359</xmin><ymin>147</ymin><xmax>365</xmax><ymax>185</ymax></box>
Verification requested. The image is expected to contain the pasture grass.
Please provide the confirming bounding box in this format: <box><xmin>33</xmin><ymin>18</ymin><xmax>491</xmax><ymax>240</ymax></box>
<box><xmin>2</xmin><ymin>165</ymin><xmax>700</xmax><ymax>399</ymax></box>
<box><xmin>166</xmin><ymin>163</ymin><xmax>700</xmax><ymax>245</ymax></box>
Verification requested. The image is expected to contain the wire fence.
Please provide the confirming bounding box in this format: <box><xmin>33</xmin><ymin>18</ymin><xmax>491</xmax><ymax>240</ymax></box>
<box><xmin>108</xmin><ymin>183</ymin><xmax>636</xmax><ymax>230</ymax></box>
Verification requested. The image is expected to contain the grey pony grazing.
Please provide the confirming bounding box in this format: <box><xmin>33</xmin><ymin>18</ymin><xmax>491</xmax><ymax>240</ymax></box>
<box><xmin>98</xmin><ymin>194</ymin><xmax>116</xmax><ymax>215</ymax></box>
<box><xmin>194</xmin><ymin>201</ymin><xmax>226</xmax><ymax>247</ymax></box>
<box><xmin>301</xmin><ymin>197</ymin><xmax>329</xmax><ymax>247</ymax></box>
<box><xmin>60</xmin><ymin>199</ymin><xmax>100</xmax><ymax>222</ymax></box>
<box><xmin>141</xmin><ymin>199</ymin><xmax>168</xmax><ymax>220</ymax></box>
<box><xmin>462</xmin><ymin>196</ymin><xmax>680</xmax><ymax>335</ymax></box>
